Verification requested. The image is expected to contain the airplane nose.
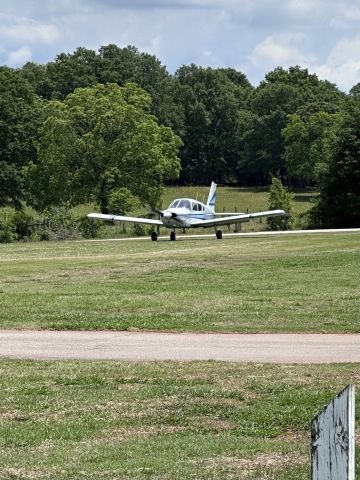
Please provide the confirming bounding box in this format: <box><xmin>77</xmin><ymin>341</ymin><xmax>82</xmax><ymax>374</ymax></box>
<box><xmin>162</xmin><ymin>210</ymin><xmax>173</xmax><ymax>219</ymax></box>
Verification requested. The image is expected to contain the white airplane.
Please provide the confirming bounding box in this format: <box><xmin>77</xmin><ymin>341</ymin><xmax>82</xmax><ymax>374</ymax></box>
<box><xmin>88</xmin><ymin>182</ymin><xmax>287</xmax><ymax>241</ymax></box>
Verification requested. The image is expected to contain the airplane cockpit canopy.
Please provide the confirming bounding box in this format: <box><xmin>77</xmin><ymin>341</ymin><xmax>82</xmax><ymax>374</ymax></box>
<box><xmin>177</xmin><ymin>199</ymin><xmax>191</xmax><ymax>209</ymax></box>
<box><xmin>169</xmin><ymin>199</ymin><xmax>204</xmax><ymax>210</ymax></box>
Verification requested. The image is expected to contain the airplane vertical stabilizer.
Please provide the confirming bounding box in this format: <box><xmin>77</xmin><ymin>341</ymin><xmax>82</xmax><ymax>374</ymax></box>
<box><xmin>206</xmin><ymin>182</ymin><xmax>217</xmax><ymax>211</ymax></box>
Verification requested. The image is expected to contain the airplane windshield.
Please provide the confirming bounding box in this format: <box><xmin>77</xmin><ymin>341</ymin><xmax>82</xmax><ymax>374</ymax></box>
<box><xmin>178</xmin><ymin>200</ymin><xmax>191</xmax><ymax>209</ymax></box>
<box><xmin>169</xmin><ymin>200</ymin><xmax>180</xmax><ymax>208</ymax></box>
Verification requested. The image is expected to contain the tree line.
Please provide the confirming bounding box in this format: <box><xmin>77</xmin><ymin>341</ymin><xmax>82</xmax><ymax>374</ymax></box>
<box><xmin>0</xmin><ymin>44</ymin><xmax>359</xmax><ymax>228</ymax></box>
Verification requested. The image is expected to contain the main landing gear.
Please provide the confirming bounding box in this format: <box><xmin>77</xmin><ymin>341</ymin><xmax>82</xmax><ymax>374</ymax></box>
<box><xmin>216</xmin><ymin>230</ymin><xmax>223</xmax><ymax>239</ymax></box>
<box><xmin>150</xmin><ymin>230</ymin><xmax>177</xmax><ymax>241</ymax></box>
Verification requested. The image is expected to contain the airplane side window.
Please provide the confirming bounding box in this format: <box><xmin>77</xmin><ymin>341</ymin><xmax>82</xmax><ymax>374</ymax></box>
<box><xmin>193</xmin><ymin>203</ymin><xmax>198</xmax><ymax>211</ymax></box>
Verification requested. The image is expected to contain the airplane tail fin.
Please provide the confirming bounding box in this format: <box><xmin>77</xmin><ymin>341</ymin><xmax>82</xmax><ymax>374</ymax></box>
<box><xmin>206</xmin><ymin>181</ymin><xmax>217</xmax><ymax>211</ymax></box>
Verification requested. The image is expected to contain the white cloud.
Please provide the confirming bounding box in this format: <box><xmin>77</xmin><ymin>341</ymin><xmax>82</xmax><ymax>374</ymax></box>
<box><xmin>314</xmin><ymin>36</ymin><xmax>360</xmax><ymax>90</ymax></box>
<box><xmin>7</xmin><ymin>46</ymin><xmax>32</xmax><ymax>66</ymax></box>
<box><xmin>0</xmin><ymin>14</ymin><xmax>60</xmax><ymax>45</ymax></box>
<box><xmin>250</xmin><ymin>34</ymin><xmax>315</xmax><ymax>70</ymax></box>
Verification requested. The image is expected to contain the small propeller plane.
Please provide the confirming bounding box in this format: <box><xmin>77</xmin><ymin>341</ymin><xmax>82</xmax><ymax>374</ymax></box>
<box><xmin>87</xmin><ymin>182</ymin><xmax>287</xmax><ymax>241</ymax></box>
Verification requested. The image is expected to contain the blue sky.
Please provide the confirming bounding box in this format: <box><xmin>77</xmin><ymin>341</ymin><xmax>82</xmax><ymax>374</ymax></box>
<box><xmin>0</xmin><ymin>0</ymin><xmax>359</xmax><ymax>91</ymax></box>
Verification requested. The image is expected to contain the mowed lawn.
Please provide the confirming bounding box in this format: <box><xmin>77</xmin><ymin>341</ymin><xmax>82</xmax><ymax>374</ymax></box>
<box><xmin>0</xmin><ymin>359</ymin><xmax>359</xmax><ymax>479</ymax></box>
<box><xmin>0</xmin><ymin>232</ymin><xmax>358</xmax><ymax>332</ymax></box>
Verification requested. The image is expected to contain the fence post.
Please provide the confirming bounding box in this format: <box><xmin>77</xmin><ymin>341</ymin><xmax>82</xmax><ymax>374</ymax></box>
<box><xmin>311</xmin><ymin>384</ymin><xmax>355</xmax><ymax>480</ymax></box>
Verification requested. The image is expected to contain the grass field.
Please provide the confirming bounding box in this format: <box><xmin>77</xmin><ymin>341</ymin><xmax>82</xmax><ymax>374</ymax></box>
<box><xmin>0</xmin><ymin>232</ymin><xmax>358</xmax><ymax>332</ymax></box>
<box><xmin>0</xmin><ymin>359</ymin><xmax>358</xmax><ymax>479</ymax></box>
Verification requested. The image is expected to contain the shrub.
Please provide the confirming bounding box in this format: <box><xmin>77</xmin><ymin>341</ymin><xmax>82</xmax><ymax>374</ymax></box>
<box><xmin>0</xmin><ymin>210</ymin><xmax>17</xmax><ymax>243</ymax></box>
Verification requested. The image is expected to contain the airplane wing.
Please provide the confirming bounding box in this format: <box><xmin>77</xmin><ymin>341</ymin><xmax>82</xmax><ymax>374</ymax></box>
<box><xmin>192</xmin><ymin>209</ymin><xmax>287</xmax><ymax>228</ymax></box>
<box><xmin>87</xmin><ymin>213</ymin><xmax>163</xmax><ymax>226</ymax></box>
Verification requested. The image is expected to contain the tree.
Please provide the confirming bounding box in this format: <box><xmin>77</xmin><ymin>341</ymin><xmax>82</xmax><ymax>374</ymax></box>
<box><xmin>174</xmin><ymin>64</ymin><xmax>253</xmax><ymax>184</ymax></box>
<box><xmin>22</xmin><ymin>45</ymin><xmax>183</xmax><ymax>133</ymax></box>
<box><xmin>238</xmin><ymin>66</ymin><xmax>343</xmax><ymax>185</ymax></box>
<box><xmin>282</xmin><ymin>111</ymin><xmax>339</xmax><ymax>185</ymax></box>
<box><xmin>267</xmin><ymin>176</ymin><xmax>293</xmax><ymax>230</ymax></box>
<box><xmin>0</xmin><ymin>67</ymin><xmax>41</xmax><ymax>209</ymax></box>
<box><xmin>25</xmin><ymin>83</ymin><xmax>182</xmax><ymax>212</ymax></box>
<box><xmin>310</xmin><ymin>97</ymin><xmax>360</xmax><ymax>228</ymax></box>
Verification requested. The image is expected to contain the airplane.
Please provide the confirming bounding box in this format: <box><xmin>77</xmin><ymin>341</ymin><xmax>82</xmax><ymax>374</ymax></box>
<box><xmin>87</xmin><ymin>182</ymin><xmax>287</xmax><ymax>241</ymax></box>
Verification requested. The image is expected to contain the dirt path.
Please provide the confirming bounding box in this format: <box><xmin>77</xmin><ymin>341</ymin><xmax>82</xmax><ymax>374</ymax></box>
<box><xmin>0</xmin><ymin>331</ymin><xmax>359</xmax><ymax>363</ymax></box>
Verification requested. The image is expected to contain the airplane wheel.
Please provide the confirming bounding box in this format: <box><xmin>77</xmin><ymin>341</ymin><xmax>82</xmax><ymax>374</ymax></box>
<box><xmin>151</xmin><ymin>231</ymin><xmax>158</xmax><ymax>241</ymax></box>
<box><xmin>170</xmin><ymin>231</ymin><xmax>176</xmax><ymax>241</ymax></box>
<box><xmin>216</xmin><ymin>230</ymin><xmax>223</xmax><ymax>239</ymax></box>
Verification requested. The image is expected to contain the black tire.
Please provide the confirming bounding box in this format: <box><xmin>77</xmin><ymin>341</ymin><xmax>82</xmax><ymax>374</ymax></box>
<box><xmin>216</xmin><ymin>230</ymin><xmax>223</xmax><ymax>239</ymax></box>
<box><xmin>151</xmin><ymin>231</ymin><xmax>158</xmax><ymax>241</ymax></box>
<box><xmin>170</xmin><ymin>231</ymin><xmax>176</xmax><ymax>241</ymax></box>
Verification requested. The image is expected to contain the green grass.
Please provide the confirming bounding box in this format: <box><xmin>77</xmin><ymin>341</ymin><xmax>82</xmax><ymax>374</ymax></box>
<box><xmin>0</xmin><ymin>232</ymin><xmax>359</xmax><ymax>332</ymax></box>
<box><xmin>0</xmin><ymin>359</ymin><xmax>358</xmax><ymax>479</ymax></box>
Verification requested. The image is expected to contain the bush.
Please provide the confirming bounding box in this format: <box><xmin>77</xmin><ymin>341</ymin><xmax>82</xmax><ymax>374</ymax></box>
<box><xmin>133</xmin><ymin>223</ymin><xmax>147</xmax><ymax>236</ymax></box>
<box><xmin>0</xmin><ymin>210</ymin><xmax>17</xmax><ymax>243</ymax></box>
<box><xmin>77</xmin><ymin>216</ymin><xmax>102</xmax><ymax>239</ymax></box>
<box><xmin>41</xmin><ymin>206</ymin><xmax>79</xmax><ymax>240</ymax></box>
<box><xmin>267</xmin><ymin>177</ymin><xmax>293</xmax><ymax>230</ymax></box>
<box><xmin>12</xmin><ymin>210</ymin><xmax>34</xmax><ymax>239</ymax></box>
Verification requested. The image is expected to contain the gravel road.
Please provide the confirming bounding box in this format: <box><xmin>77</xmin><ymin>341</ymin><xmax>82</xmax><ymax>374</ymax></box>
<box><xmin>0</xmin><ymin>331</ymin><xmax>359</xmax><ymax>363</ymax></box>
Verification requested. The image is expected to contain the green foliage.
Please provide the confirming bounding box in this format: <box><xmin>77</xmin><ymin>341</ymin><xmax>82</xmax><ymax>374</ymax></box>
<box><xmin>77</xmin><ymin>215</ymin><xmax>102</xmax><ymax>239</ymax></box>
<box><xmin>0</xmin><ymin>45</ymin><xmax>354</xmax><ymax>221</ymax></box>
<box><xmin>38</xmin><ymin>206</ymin><xmax>79</xmax><ymax>240</ymax></box>
<box><xmin>283</xmin><ymin>112</ymin><xmax>339</xmax><ymax>184</ymax></box>
<box><xmin>267</xmin><ymin>177</ymin><xmax>293</xmax><ymax>230</ymax></box>
<box><xmin>238</xmin><ymin>66</ymin><xmax>343</xmax><ymax>185</ymax></box>
<box><xmin>174</xmin><ymin>64</ymin><xmax>253</xmax><ymax>184</ymax></box>
<box><xmin>108</xmin><ymin>187</ymin><xmax>141</xmax><ymax>214</ymax></box>
<box><xmin>132</xmin><ymin>223</ymin><xmax>147</xmax><ymax>236</ymax></box>
<box><xmin>12</xmin><ymin>210</ymin><xmax>34</xmax><ymax>239</ymax></box>
<box><xmin>0</xmin><ymin>209</ymin><xmax>17</xmax><ymax>243</ymax></box>
<box><xmin>0</xmin><ymin>67</ymin><xmax>42</xmax><ymax>209</ymax></box>
<box><xmin>310</xmin><ymin>96</ymin><xmax>360</xmax><ymax>228</ymax></box>
<box><xmin>26</xmin><ymin>83</ymin><xmax>182</xmax><ymax>212</ymax></box>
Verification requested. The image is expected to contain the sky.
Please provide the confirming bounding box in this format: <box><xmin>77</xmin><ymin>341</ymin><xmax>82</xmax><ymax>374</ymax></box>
<box><xmin>0</xmin><ymin>0</ymin><xmax>359</xmax><ymax>92</ymax></box>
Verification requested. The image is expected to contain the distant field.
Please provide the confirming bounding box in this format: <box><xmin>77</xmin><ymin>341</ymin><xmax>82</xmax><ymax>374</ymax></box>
<box><xmin>0</xmin><ymin>359</ymin><xmax>358</xmax><ymax>479</ymax></box>
<box><xmin>0</xmin><ymin>232</ymin><xmax>358</xmax><ymax>332</ymax></box>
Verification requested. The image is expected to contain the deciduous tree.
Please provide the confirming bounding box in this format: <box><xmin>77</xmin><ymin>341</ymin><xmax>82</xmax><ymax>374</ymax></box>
<box><xmin>310</xmin><ymin>97</ymin><xmax>360</xmax><ymax>228</ymax></box>
<box><xmin>25</xmin><ymin>83</ymin><xmax>182</xmax><ymax>212</ymax></box>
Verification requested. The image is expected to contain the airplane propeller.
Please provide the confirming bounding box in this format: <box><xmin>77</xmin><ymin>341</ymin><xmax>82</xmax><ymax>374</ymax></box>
<box><xmin>151</xmin><ymin>208</ymin><xmax>177</xmax><ymax>219</ymax></box>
